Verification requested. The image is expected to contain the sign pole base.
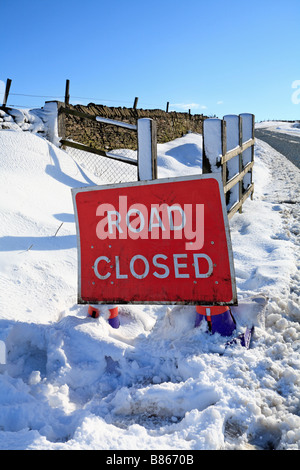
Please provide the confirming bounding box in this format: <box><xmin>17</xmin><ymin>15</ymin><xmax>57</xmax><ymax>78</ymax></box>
<box><xmin>195</xmin><ymin>306</ymin><xmax>254</xmax><ymax>349</ymax></box>
<box><xmin>87</xmin><ymin>305</ymin><xmax>120</xmax><ymax>329</ymax></box>
<box><xmin>195</xmin><ymin>306</ymin><xmax>236</xmax><ymax>337</ymax></box>
<box><xmin>108</xmin><ymin>307</ymin><xmax>120</xmax><ymax>329</ymax></box>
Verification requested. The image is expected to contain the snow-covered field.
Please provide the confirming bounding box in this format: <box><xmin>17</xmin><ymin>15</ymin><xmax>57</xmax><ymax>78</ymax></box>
<box><xmin>0</xmin><ymin>109</ymin><xmax>299</xmax><ymax>450</ymax></box>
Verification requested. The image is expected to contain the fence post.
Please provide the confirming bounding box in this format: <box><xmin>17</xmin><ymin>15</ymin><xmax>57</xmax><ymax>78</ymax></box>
<box><xmin>202</xmin><ymin>118</ymin><xmax>223</xmax><ymax>174</ymax></box>
<box><xmin>133</xmin><ymin>97</ymin><xmax>139</xmax><ymax>110</ymax></box>
<box><xmin>238</xmin><ymin>115</ymin><xmax>243</xmax><ymax>213</ymax></box>
<box><xmin>240</xmin><ymin>113</ymin><xmax>255</xmax><ymax>198</ymax></box>
<box><xmin>221</xmin><ymin>119</ymin><xmax>227</xmax><ymax>188</ymax></box>
<box><xmin>2</xmin><ymin>78</ymin><xmax>12</xmax><ymax>107</ymax></box>
<box><xmin>137</xmin><ymin>118</ymin><xmax>157</xmax><ymax>181</ymax></box>
<box><xmin>251</xmin><ymin>114</ymin><xmax>255</xmax><ymax>200</ymax></box>
<box><xmin>56</xmin><ymin>101</ymin><xmax>66</xmax><ymax>144</ymax></box>
<box><xmin>65</xmin><ymin>79</ymin><xmax>70</xmax><ymax>106</ymax></box>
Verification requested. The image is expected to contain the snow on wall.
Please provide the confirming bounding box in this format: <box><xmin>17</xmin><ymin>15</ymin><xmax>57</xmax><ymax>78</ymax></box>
<box><xmin>0</xmin><ymin>102</ymin><xmax>59</xmax><ymax>146</ymax></box>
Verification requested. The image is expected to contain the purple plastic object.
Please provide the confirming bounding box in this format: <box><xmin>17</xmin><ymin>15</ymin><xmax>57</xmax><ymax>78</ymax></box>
<box><xmin>239</xmin><ymin>326</ymin><xmax>254</xmax><ymax>348</ymax></box>
<box><xmin>227</xmin><ymin>326</ymin><xmax>254</xmax><ymax>349</ymax></box>
<box><xmin>195</xmin><ymin>308</ymin><xmax>236</xmax><ymax>337</ymax></box>
<box><xmin>108</xmin><ymin>316</ymin><xmax>120</xmax><ymax>329</ymax></box>
<box><xmin>211</xmin><ymin>309</ymin><xmax>236</xmax><ymax>336</ymax></box>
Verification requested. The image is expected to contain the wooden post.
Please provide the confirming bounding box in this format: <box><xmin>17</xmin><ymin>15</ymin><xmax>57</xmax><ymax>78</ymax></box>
<box><xmin>166</xmin><ymin>101</ymin><xmax>169</xmax><ymax>113</ymax></box>
<box><xmin>238</xmin><ymin>115</ymin><xmax>243</xmax><ymax>213</ymax></box>
<box><xmin>202</xmin><ymin>132</ymin><xmax>210</xmax><ymax>174</ymax></box>
<box><xmin>221</xmin><ymin>119</ymin><xmax>227</xmax><ymax>188</ymax></box>
<box><xmin>202</xmin><ymin>118</ymin><xmax>222</xmax><ymax>174</ymax></box>
<box><xmin>56</xmin><ymin>101</ymin><xmax>66</xmax><ymax>144</ymax></box>
<box><xmin>133</xmin><ymin>97</ymin><xmax>139</xmax><ymax>110</ymax></box>
<box><xmin>251</xmin><ymin>114</ymin><xmax>255</xmax><ymax>200</ymax></box>
<box><xmin>65</xmin><ymin>79</ymin><xmax>70</xmax><ymax>106</ymax></box>
<box><xmin>137</xmin><ymin>118</ymin><xmax>157</xmax><ymax>181</ymax></box>
<box><xmin>2</xmin><ymin>78</ymin><xmax>12</xmax><ymax>107</ymax></box>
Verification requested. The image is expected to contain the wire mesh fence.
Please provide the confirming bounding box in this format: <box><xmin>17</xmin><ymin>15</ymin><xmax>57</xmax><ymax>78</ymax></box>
<box><xmin>58</xmin><ymin>103</ymin><xmax>140</xmax><ymax>184</ymax></box>
<box><xmin>65</xmin><ymin>145</ymin><xmax>138</xmax><ymax>184</ymax></box>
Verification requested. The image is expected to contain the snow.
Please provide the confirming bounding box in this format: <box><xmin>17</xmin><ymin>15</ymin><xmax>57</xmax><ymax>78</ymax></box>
<box><xmin>0</xmin><ymin>107</ymin><xmax>300</xmax><ymax>450</ymax></box>
<box><xmin>256</xmin><ymin>120</ymin><xmax>300</xmax><ymax>137</ymax></box>
<box><xmin>157</xmin><ymin>132</ymin><xmax>203</xmax><ymax>178</ymax></box>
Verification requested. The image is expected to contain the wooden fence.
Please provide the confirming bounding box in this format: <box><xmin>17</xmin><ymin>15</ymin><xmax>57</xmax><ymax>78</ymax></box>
<box><xmin>56</xmin><ymin>101</ymin><xmax>157</xmax><ymax>182</ymax></box>
<box><xmin>202</xmin><ymin>114</ymin><xmax>255</xmax><ymax>220</ymax></box>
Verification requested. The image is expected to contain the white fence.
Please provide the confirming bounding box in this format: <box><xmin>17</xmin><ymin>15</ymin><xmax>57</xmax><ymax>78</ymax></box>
<box><xmin>202</xmin><ymin>113</ymin><xmax>255</xmax><ymax>219</ymax></box>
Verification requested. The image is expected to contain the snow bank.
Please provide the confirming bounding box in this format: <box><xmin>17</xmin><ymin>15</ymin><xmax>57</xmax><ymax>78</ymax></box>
<box><xmin>0</xmin><ymin>119</ymin><xmax>300</xmax><ymax>450</ymax></box>
<box><xmin>0</xmin><ymin>130</ymin><xmax>103</xmax><ymax>325</ymax></box>
<box><xmin>157</xmin><ymin>132</ymin><xmax>203</xmax><ymax>178</ymax></box>
<box><xmin>0</xmin><ymin>102</ymin><xmax>59</xmax><ymax>145</ymax></box>
<box><xmin>256</xmin><ymin>120</ymin><xmax>300</xmax><ymax>137</ymax></box>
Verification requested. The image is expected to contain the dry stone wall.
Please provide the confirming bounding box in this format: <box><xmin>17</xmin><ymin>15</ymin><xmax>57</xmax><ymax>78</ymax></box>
<box><xmin>62</xmin><ymin>102</ymin><xmax>207</xmax><ymax>152</ymax></box>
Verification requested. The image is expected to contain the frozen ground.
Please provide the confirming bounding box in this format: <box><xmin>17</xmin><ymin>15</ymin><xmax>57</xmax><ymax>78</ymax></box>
<box><xmin>0</xmin><ymin>108</ymin><xmax>299</xmax><ymax>450</ymax></box>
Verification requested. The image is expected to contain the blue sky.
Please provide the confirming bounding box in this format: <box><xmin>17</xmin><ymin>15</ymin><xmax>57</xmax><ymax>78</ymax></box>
<box><xmin>1</xmin><ymin>0</ymin><xmax>299</xmax><ymax>122</ymax></box>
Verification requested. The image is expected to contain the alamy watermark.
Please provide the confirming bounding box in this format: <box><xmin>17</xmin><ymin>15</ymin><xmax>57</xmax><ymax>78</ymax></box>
<box><xmin>95</xmin><ymin>196</ymin><xmax>204</xmax><ymax>251</ymax></box>
<box><xmin>291</xmin><ymin>80</ymin><xmax>300</xmax><ymax>104</ymax></box>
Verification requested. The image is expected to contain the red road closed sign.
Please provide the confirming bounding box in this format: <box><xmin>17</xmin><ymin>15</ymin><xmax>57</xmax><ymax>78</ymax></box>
<box><xmin>72</xmin><ymin>175</ymin><xmax>237</xmax><ymax>305</ymax></box>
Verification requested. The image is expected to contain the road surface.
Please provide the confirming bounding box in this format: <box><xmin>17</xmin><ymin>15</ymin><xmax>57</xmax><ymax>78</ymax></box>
<box><xmin>255</xmin><ymin>128</ymin><xmax>300</xmax><ymax>169</ymax></box>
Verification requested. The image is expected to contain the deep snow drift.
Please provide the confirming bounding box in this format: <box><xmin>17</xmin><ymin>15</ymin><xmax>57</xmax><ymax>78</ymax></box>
<box><xmin>0</xmin><ymin>110</ymin><xmax>299</xmax><ymax>450</ymax></box>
